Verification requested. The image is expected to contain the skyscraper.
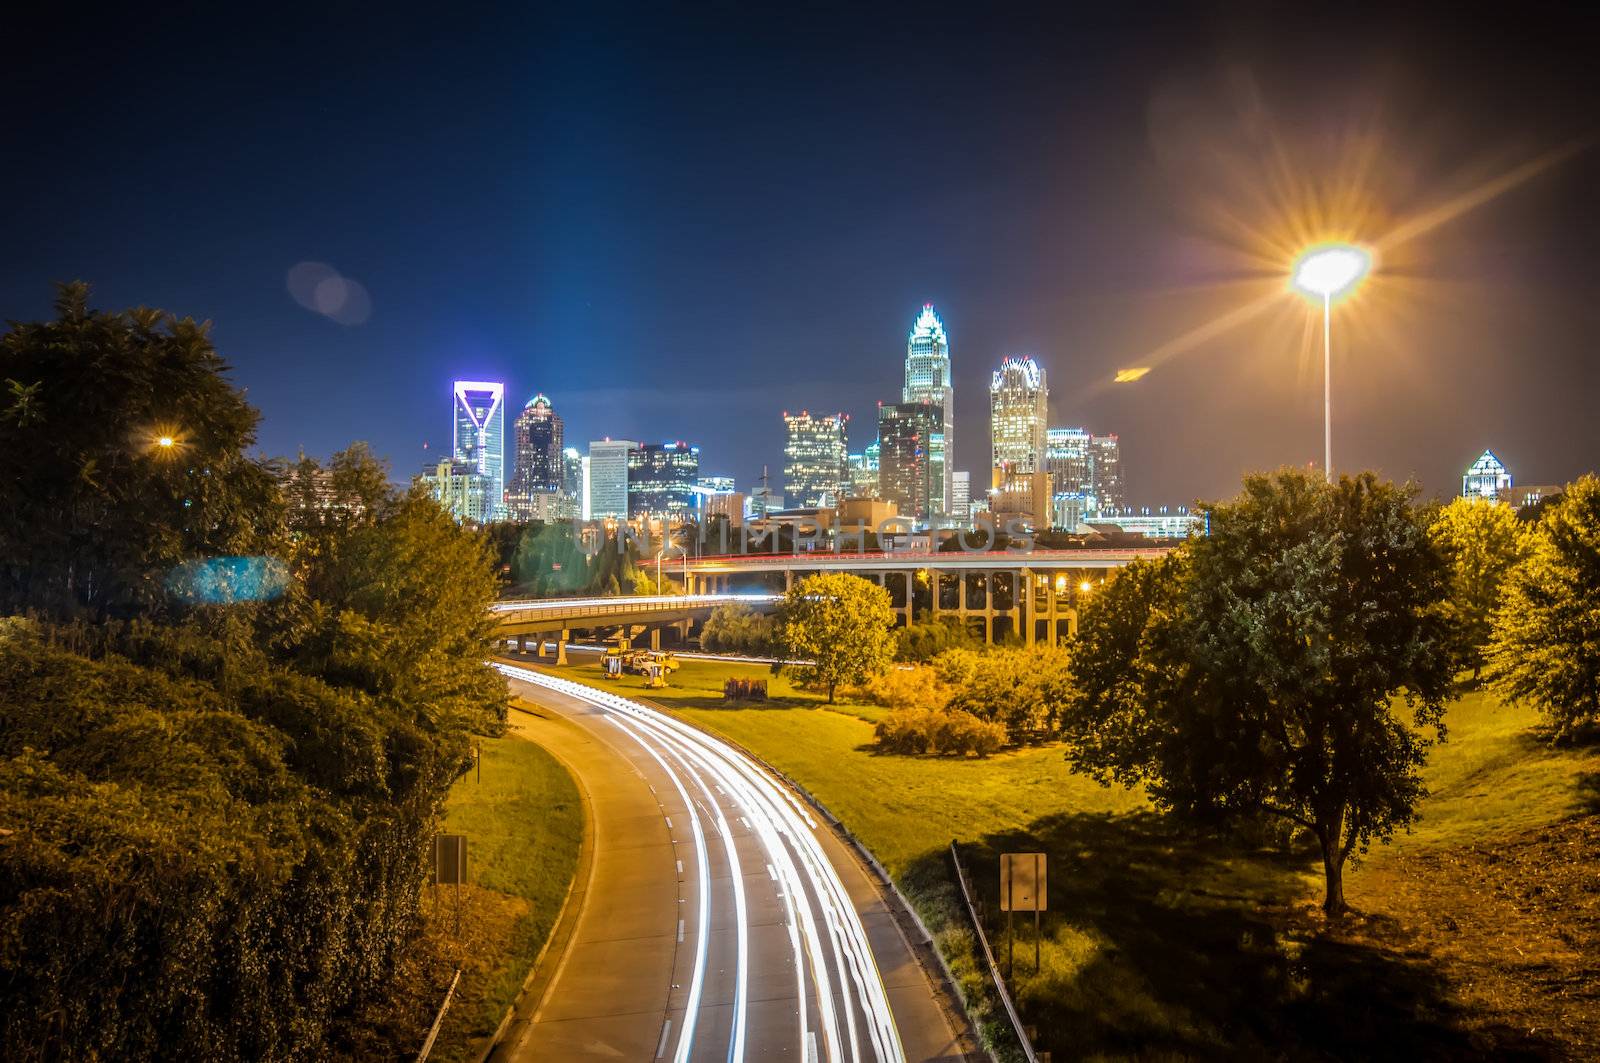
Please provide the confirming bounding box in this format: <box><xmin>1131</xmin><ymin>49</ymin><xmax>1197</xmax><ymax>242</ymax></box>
<box><xmin>902</xmin><ymin>304</ymin><xmax>953</xmax><ymax>518</ymax></box>
<box><xmin>588</xmin><ymin>439</ymin><xmax>637</xmax><ymax>520</ymax></box>
<box><xmin>1090</xmin><ymin>434</ymin><xmax>1124</xmax><ymax>512</ymax></box>
<box><xmin>1045</xmin><ymin>428</ymin><xmax>1093</xmax><ymax>498</ymax></box>
<box><xmin>561</xmin><ymin>447</ymin><xmax>584</xmax><ymax>519</ymax></box>
<box><xmin>452</xmin><ymin>380</ymin><xmax>505</xmax><ymax>521</ymax></box>
<box><xmin>628</xmin><ymin>442</ymin><xmax>700</xmax><ymax>521</ymax></box>
<box><xmin>506</xmin><ymin>394</ymin><xmax>563</xmax><ymax>520</ymax></box>
<box><xmin>1463</xmin><ymin>449</ymin><xmax>1512</xmax><ymax>500</ymax></box>
<box><xmin>990</xmin><ymin>355</ymin><xmax>1048</xmax><ymax>474</ymax></box>
<box><xmin>782</xmin><ymin>410</ymin><xmax>848</xmax><ymax>508</ymax></box>
<box><xmin>950</xmin><ymin>470</ymin><xmax>971</xmax><ymax>522</ymax></box>
<box><xmin>846</xmin><ymin>442</ymin><xmax>881</xmax><ymax>499</ymax></box>
<box><xmin>877</xmin><ymin>401</ymin><xmax>942</xmax><ymax>522</ymax></box>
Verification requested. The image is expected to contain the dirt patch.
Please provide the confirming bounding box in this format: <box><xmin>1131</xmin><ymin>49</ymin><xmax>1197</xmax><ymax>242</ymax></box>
<box><xmin>1346</xmin><ymin>814</ymin><xmax>1600</xmax><ymax>1059</ymax></box>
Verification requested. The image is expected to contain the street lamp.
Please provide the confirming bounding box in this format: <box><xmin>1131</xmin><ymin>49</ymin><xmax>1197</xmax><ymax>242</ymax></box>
<box><xmin>1290</xmin><ymin>243</ymin><xmax>1371</xmax><ymax>483</ymax></box>
<box><xmin>656</xmin><ymin>543</ymin><xmax>687</xmax><ymax>595</ymax></box>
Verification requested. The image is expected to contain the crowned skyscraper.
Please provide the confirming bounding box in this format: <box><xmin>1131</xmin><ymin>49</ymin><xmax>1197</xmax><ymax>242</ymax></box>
<box><xmin>902</xmin><ymin>304</ymin><xmax>953</xmax><ymax>519</ymax></box>
<box><xmin>506</xmin><ymin>394</ymin><xmax>563</xmax><ymax>520</ymax></box>
<box><xmin>989</xmin><ymin>355</ymin><xmax>1048</xmax><ymax>475</ymax></box>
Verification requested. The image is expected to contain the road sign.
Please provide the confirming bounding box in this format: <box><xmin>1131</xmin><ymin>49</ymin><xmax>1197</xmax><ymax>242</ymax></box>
<box><xmin>1000</xmin><ymin>852</ymin><xmax>1046</xmax><ymax>912</ymax></box>
<box><xmin>434</xmin><ymin>834</ymin><xmax>467</xmax><ymax>885</ymax></box>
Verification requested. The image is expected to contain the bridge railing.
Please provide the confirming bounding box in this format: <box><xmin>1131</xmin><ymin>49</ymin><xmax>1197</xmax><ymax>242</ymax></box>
<box><xmin>490</xmin><ymin>592</ymin><xmax>778</xmax><ymax>617</ymax></box>
<box><xmin>682</xmin><ymin>547</ymin><xmax>1171</xmax><ymax>567</ymax></box>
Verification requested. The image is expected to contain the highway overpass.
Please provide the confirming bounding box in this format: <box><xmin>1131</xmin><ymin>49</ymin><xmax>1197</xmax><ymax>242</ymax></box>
<box><xmin>491</xmin><ymin>592</ymin><xmax>779</xmax><ymax>662</ymax></box>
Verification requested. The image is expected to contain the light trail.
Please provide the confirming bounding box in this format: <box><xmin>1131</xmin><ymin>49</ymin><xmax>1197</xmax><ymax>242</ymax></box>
<box><xmin>497</xmin><ymin>662</ymin><xmax>906</xmax><ymax>1063</ymax></box>
<box><xmin>491</xmin><ymin>592</ymin><xmax>778</xmax><ymax>613</ymax></box>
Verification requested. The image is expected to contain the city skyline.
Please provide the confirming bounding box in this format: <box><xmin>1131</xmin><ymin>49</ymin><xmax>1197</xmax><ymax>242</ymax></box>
<box><xmin>3</xmin><ymin>7</ymin><xmax>1596</xmax><ymax>506</ymax></box>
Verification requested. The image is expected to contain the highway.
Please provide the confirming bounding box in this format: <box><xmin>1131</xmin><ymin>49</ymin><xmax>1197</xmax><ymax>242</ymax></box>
<box><xmin>491</xmin><ymin>663</ymin><xmax>975</xmax><ymax>1062</ymax></box>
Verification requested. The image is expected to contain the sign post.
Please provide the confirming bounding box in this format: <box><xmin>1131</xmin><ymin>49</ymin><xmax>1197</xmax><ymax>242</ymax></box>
<box><xmin>1000</xmin><ymin>852</ymin><xmax>1047</xmax><ymax>976</ymax></box>
<box><xmin>434</xmin><ymin>834</ymin><xmax>468</xmax><ymax>935</ymax></box>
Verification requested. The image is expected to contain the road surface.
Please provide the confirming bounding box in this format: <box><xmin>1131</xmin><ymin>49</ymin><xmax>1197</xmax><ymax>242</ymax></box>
<box><xmin>489</xmin><ymin>662</ymin><xmax>975</xmax><ymax>1062</ymax></box>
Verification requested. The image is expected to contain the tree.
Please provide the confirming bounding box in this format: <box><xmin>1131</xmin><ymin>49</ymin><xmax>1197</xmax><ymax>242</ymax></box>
<box><xmin>0</xmin><ymin>283</ymin><xmax>283</xmax><ymax>618</ymax></box>
<box><xmin>894</xmin><ymin>615</ymin><xmax>980</xmax><ymax>661</ymax></box>
<box><xmin>700</xmin><ymin>602</ymin><xmax>775</xmax><ymax>656</ymax></box>
<box><xmin>511</xmin><ymin>522</ymin><xmax>590</xmax><ymax>596</ymax></box>
<box><xmin>1429</xmin><ymin>496</ymin><xmax>1530</xmax><ymax>678</ymax></box>
<box><xmin>1485</xmin><ymin>475</ymin><xmax>1600</xmax><ymax>741</ymax></box>
<box><xmin>1060</xmin><ymin>469</ymin><xmax>1452</xmax><ymax>916</ymax></box>
<box><xmin>776</xmin><ymin>573</ymin><xmax>896</xmax><ymax>702</ymax></box>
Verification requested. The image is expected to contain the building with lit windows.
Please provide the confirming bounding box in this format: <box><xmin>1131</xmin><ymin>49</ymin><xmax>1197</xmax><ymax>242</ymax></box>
<box><xmin>1045</xmin><ymin>428</ymin><xmax>1093</xmax><ymax>499</ymax></box>
<box><xmin>421</xmin><ymin>458</ymin><xmax>492</xmax><ymax>524</ymax></box>
<box><xmin>1089</xmin><ymin>506</ymin><xmax>1200</xmax><ymax>540</ymax></box>
<box><xmin>877</xmin><ymin>401</ymin><xmax>942</xmax><ymax>523</ymax></box>
<box><xmin>506</xmin><ymin>394</ymin><xmax>563</xmax><ymax>520</ymax></box>
<box><xmin>1462</xmin><ymin>449</ymin><xmax>1513</xmax><ymax>501</ymax></box>
<box><xmin>990</xmin><ymin>356</ymin><xmax>1048</xmax><ymax>474</ymax></box>
<box><xmin>452</xmin><ymin>380</ymin><xmax>505</xmax><ymax>521</ymax></box>
<box><xmin>561</xmin><ymin>447</ymin><xmax>584</xmax><ymax>519</ymax></box>
<box><xmin>1090</xmin><ymin>434</ymin><xmax>1124</xmax><ymax>512</ymax></box>
<box><xmin>902</xmin><ymin>304</ymin><xmax>953</xmax><ymax>517</ymax></box>
<box><xmin>950</xmin><ymin>470</ymin><xmax>971</xmax><ymax>522</ymax></box>
<box><xmin>846</xmin><ymin>443</ymin><xmax>880</xmax><ymax>499</ymax></box>
<box><xmin>782</xmin><ymin>410</ymin><xmax>848</xmax><ymax>508</ymax></box>
<box><xmin>587</xmin><ymin>439</ymin><xmax>637</xmax><ymax>520</ymax></box>
<box><xmin>628</xmin><ymin>442</ymin><xmax>700</xmax><ymax>521</ymax></box>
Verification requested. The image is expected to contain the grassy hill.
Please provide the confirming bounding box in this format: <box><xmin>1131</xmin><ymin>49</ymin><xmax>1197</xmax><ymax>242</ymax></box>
<box><xmin>530</xmin><ymin>653</ymin><xmax>1599</xmax><ymax>1059</ymax></box>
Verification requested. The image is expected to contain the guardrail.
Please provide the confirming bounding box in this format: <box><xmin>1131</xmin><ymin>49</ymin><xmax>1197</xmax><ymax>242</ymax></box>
<box><xmin>950</xmin><ymin>841</ymin><xmax>1038</xmax><ymax>1063</ymax></box>
<box><xmin>491</xmin><ymin>592</ymin><xmax>778</xmax><ymax>615</ymax></box>
<box><xmin>414</xmin><ymin>967</ymin><xmax>461</xmax><ymax>1063</ymax></box>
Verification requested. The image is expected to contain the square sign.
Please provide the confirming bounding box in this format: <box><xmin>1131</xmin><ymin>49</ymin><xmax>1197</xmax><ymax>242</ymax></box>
<box><xmin>435</xmin><ymin>834</ymin><xmax>467</xmax><ymax>885</ymax></box>
<box><xmin>1000</xmin><ymin>852</ymin><xmax>1047</xmax><ymax>912</ymax></box>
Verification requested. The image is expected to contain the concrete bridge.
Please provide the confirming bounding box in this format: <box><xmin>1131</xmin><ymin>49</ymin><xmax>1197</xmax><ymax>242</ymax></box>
<box><xmin>491</xmin><ymin>592</ymin><xmax>779</xmax><ymax>663</ymax></box>
<box><xmin>683</xmin><ymin>547</ymin><xmax>1169</xmax><ymax>645</ymax></box>
<box><xmin>491</xmin><ymin>548</ymin><xmax>1169</xmax><ymax>656</ymax></box>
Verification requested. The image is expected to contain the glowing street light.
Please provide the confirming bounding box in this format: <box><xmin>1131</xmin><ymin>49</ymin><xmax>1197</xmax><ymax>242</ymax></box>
<box><xmin>156</xmin><ymin>435</ymin><xmax>175</xmax><ymax>448</ymax></box>
<box><xmin>1290</xmin><ymin>243</ymin><xmax>1371</xmax><ymax>483</ymax></box>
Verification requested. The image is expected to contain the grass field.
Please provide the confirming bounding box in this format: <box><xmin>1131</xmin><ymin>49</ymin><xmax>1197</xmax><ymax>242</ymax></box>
<box><xmin>535</xmin><ymin>653</ymin><xmax>1600</xmax><ymax>1060</ymax></box>
<box><xmin>423</xmin><ymin>731</ymin><xmax>585</xmax><ymax>1062</ymax></box>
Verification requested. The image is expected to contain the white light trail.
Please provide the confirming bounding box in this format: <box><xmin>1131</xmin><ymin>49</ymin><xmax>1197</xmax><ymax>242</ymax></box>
<box><xmin>497</xmin><ymin>663</ymin><xmax>906</xmax><ymax>1063</ymax></box>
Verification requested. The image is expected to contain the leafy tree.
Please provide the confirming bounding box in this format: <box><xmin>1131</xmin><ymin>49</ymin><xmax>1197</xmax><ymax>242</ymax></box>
<box><xmin>946</xmin><ymin>643</ymin><xmax>1073</xmax><ymax>742</ymax></box>
<box><xmin>777</xmin><ymin>573</ymin><xmax>896</xmax><ymax>702</ymax></box>
<box><xmin>700</xmin><ymin>602</ymin><xmax>775</xmax><ymax>656</ymax></box>
<box><xmin>1429</xmin><ymin>496</ymin><xmax>1530</xmax><ymax>678</ymax></box>
<box><xmin>1060</xmin><ymin>469</ymin><xmax>1452</xmax><ymax>915</ymax></box>
<box><xmin>0</xmin><ymin>283</ymin><xmax>283</xmax><ymax>617</ymax></box>
<box><xmin>285</xmin><ymin>486</ymin><xmax>507</xmax><ymax>735</ymax></box>
<box><xmin>511</xmin><ymin>522</ymin><xmax>590</xmax><ymax>596</ymax></box>
<box><xmin>1485</xmin><ymin>475</ymin><xmax>1600</xmax><ymax>741</ymax></box>
<box><xmin>585</xmin><ymin>531</ymin><xmax>643</xmax><ymax>595</ymax></box>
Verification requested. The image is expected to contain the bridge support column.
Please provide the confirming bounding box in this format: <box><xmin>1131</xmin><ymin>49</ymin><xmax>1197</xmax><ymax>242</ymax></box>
<box><xmin>1021</xmin><ymin>567</ymin><xmax>1034</xmax><ymax>645</ymax></box>
<box><xmin>983</xmin><ymin>571</ymin><xmax>994</xmax><ymax>645</ymax></box>
<box><xmin>904</xmin><ymin>570</ymin><xmax>914</xmax><ymax>626</ymax></box>
<box><xmin>557</xmin><ymin>628</ymin><xmax>570</xmax><ymax>666</ymax></box>
<box><xmin>516</xmin><ymin>635</ymin><xmax>526</xmax><ymax>654</ymax></box>
<box><xmin>650</xmin><ymin>626</ymin><xmax>661</xmax><ymax>651</ymax></box>
<box><xmin>785</xmin><ymin>569</ymin><xmax>793</xmax><ymax>593</ymax></box>
<box><xmin>536</xmin><ymin>636</ymin><xmax>548</xmax><ymax>658</ymax></box>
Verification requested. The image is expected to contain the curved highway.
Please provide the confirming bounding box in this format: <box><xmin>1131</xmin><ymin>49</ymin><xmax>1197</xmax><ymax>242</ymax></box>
<box><xmin>490</xmin><ymin>662</ymin><xmax>974</xmax><ymax>1062</ymax></box>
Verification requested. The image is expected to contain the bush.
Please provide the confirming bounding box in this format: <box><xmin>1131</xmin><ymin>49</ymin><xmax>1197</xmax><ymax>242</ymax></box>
<box><xmin>946</xmin><ymin>643</ymin><xmax>1073</xmax><ymax>744</ymax></box>
<box><xmin>862</xmin><ymin>664</ymin><xmax>949</xmax><ymax>712</ymax></box>
<box><xmin>874</xmin><ymin>706</ymin><xmax>1007</xmax><ymax>757</ymax></box>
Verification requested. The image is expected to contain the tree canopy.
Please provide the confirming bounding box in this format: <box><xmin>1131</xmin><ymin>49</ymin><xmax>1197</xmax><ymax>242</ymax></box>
<box><xmin>1060</xmin><ymin>469</ymin><xmax>1453</xmax><ymax>915</ymax></box>
<box><xmin>1485</xmin><ymin>474</ymin><xmax>1600</xmax><ymax>741</ymax></box>
<box><xmin>0</xmin><ymin>283</ymin><xmax>283</xmax><ymax>617</ymax></box>
<box><xmin>777</xmin><ymin>572</ymin><xmax>896</xmax><ymax>702</ymax></box>
<box><xmin>1429</xmin><ymin>496</ymin><xmax>1530</xmax><ymax>678</ymax></box>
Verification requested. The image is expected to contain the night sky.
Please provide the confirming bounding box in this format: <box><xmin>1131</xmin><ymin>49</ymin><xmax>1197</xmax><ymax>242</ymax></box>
<box><xmin>4</xmin><ymin>3</ymin><xmax>1596</xmax><ymax>504</ymax></box>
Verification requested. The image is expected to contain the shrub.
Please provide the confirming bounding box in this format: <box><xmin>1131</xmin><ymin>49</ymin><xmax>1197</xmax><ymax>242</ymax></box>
<box><xmin>874</xmin><ymin>706</ymin><xmax>1007</xmax><ymax>757</ymax></box>
<box><xmin>862</xmin><ymin>664</ymin><xmax>949</xmax><ymax>712</ymax></box>
<box><xmin>894</xmin><ymin>616</ymin><xmax>980</xmax><ymax>662</ymax></box>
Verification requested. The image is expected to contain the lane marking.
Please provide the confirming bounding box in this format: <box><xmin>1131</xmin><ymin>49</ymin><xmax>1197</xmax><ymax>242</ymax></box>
<box><xmin>655</xmin><ymin>1019</ymin><xmax>672</xmax><ymax>1059</ymax></box>
<box><xmin>676</xmin><ymin>859</ymin><xmax>684</xmax><ymax>875</ymax></box>
<box><xmin>678</xmin><ymin>918</ymin><xmax>686</xmax><ymax>943</ymax></box>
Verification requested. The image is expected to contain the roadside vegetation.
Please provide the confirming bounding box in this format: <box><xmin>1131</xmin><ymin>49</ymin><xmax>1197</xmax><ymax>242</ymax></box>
<box><xmin>0</xmin><ymin>285</ymin><xmax>511</xmax><ymax>1060</ymax></box>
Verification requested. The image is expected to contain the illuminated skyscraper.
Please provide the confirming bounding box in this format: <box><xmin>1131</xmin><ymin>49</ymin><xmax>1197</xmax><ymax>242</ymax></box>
<box><xmin>561</xmin><ymin>447</ymin><xmax>584</xmax><ymax>519</ymax></box>
<box><xmin>588</xmin><ymin>438</ymin><xmax>637</xmax><ymax>520</ymax></box>
<box><xmin>782</xmin><ymin>410</ymin><xmax>848</xmax><ymax>508</ymax></box>
<box><xmin>506</xmin><ymin>394</ymin><xmax>563</xmax><ymax>520</ymax></box>
<box><xmin>1462</xmin><ymin>449</ymin><xmax>1512</xmax><ymax>501</ymax></box>
<box><xmin>452</xmin><ymin>380</ymin><xmax>505</xmax><ymax>521</ymax></box>
<box><xmin>1045</xmin><ymin>428</ymin><xmax>1093</xmax><ymax>498</ymax></box>
<box><xmin>1090</xmin><ymin>434</ymin><xmax>1124</xmax><ymax>512</ymax></box>
<box><xmin>846</xmin><ymin>442</ymin><xmax>880</xmax><ymax>499</ymax></box>
<box><xmin>990</xmin><ymin>356</ymin><xmax>1048</xmax><ymax>474</ymax></box>
<box><xmin>628</xmin><ymin>442</ymin><xmax>700</xmax><ymax>521</ymax></box>
<box><xmin>903</xmin><ymin>304</ymin><xmax>953</xmax><ymax>517</ymax></box>
<box><xmin>877</xmin><ymin>401</ymin><xmax>942</xmax><ymax>522</ymax></box>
